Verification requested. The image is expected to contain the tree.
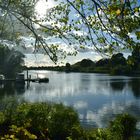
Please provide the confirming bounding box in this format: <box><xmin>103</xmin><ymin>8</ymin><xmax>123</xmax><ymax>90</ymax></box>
<box><xmin>49</xmin><ymin>0</ymin><xmax>140</xmax><ymax>58</ymax></box>
<box><xmin>0</xmin><ymin>44</ymin><xmax>24</xmax><ymax>78</ymax></box>
<box><xmin>80</xmin><ymin>59</ymin><xmax>94</xmax><ymax>67</ymax></box>
<box><xmin>109</xmin><ymin>53</ymin><xmax>128</xmax><ymax>75</ymax></box>
<box><xmin>65</xmin><ymin>63</ymin><xmax>71</xmax><ymax>72</ymax></box>
<box><xmin>110</xmin><ymin>53</ymin><xmax>126</xmax><ymax>67</ymax></box>
<box><xmin>127</xmin><ymin>43</ymin><xmax>140</xmax><ymax>69</ymax></box>
<box><xmin>109</xmin><ymin>114</ymin><xmax>137</xmax><ymax>140</ymax></box>
<box><xmin>0</xmin><ymin>0</ymin><xmax>139</xmax><ymax>63</ymax></box>
<box><xmin>96</xmin><ymin>58</ymin><xmax>110</xmax><ymax>67</ymax></box>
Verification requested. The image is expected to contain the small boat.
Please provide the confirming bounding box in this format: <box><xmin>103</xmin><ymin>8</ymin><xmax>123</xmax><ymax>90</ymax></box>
<box><xmin>38</xmin><ymin>78</ymin><xmax>49</xmax><ymax>83</ymax></box>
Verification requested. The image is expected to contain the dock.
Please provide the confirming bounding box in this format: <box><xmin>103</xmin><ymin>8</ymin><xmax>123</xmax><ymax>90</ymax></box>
<box><xmin>0</xmin><ymin>78</ymin><xmax>49</xmax><ymax>83</ymax></box>
<box><xmin>25</xmin><ymin>78</ymin><xmax>49</xmax><ymax>83</ymax></box>
<box><xmin>0</xmin><ymin>71</ymin><xmax>49</xmax><ymax>84</ymax></box>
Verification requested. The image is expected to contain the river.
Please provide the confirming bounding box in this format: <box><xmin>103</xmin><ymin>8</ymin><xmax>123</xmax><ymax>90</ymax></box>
<box><xmin>0</xmin><ymin>70</ymin><xmax>140</xmax><ymax>128</ymax></box>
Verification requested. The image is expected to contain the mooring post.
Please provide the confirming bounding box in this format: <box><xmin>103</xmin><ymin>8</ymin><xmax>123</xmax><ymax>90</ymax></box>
<box><xmin>27</xmin><ymin>70</ymin><xmax>29</xmax><ymax>80</ymax></box>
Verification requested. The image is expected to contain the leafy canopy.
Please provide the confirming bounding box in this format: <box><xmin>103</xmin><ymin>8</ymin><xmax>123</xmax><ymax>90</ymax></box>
<box><xmin>0</xmin><ymin>0</ymin><xmax>139</xmax><ymax>63</ymax></box>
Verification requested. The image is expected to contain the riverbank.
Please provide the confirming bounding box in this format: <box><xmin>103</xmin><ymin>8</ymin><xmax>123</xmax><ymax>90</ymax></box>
<box><xmin>25</xmin><ymin>56</ymin><xmax>140</xmax><ymax>76</ymax></box>
<box><xmin>25</xmin><ymin>65</ymin><xmax>140</xmax><ymax>76</ymax></box>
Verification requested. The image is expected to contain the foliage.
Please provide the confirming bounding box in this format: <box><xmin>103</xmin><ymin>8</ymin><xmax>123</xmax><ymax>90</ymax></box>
<box><xmin>70</xmin><ymin>59</ymin><xmax>96</xmax><ymax>72</ymax></box>
<box><xmin>27</xmin><ymin>50</ymin><xmax>140</xmax><ymax>75</ymax></box>
<box><xmin>0</xmin><ymin>44</ymin><xmax>24</xmax><ymax>78</ymax></box>
<box><xmin>109</xmin><ymin>113</ymin><xmax>137</xmax><ymax>140</ymax></box>
<box><xmin>80</xmin><ymin>59</ymin><xmax>94</xmax><ymax>67</ymax></box>
<box><xmin>0</xmin><ymin>99</ymin><xmax>138</xmax><ymax>140</ymax></box>
<box><xmin>127</xmin><ymin>43</ymin><xmax>140</xmax><ymax>69</ymax></box>
<box><xmin>110</xmin><ymin>53</ymin><xmax>126</xmax><ymax>67</ymax></box>
<box><xmin>95</xmin><ymin>58</ymin><xmax>110</xmax><ymax>67</ymax></box>
<box><xmin>48</xmin><ymin>104</ymin><xmax>79</xmax><ymax>140</ymax></box>
<box><xmin>0</xmin><ymin>0</ymin><xmax>139</xmax><ymax>63</ymax></box>
<box><xmin>1</xmin><ymin>125</ymin><xmax>37</xmax><ymax>140</ymax></box>
<box><xmin>84</xmin><ymin>114</ymin><xmax>137</xmax><ymax>140</ymax></box>
<box><xmin>0</xmin><ymin>101</ymin><xmax>80</xmax><ymax>140</ymax></box>
<box><xmin>51</xmin><ymin>0</ymin><xmax>140</xmax><ymax>56</ymax></box>
<box><xmin>65</xmin><ymin>63</ymin><xmax>71</xmax><ymax>72</ymax></box>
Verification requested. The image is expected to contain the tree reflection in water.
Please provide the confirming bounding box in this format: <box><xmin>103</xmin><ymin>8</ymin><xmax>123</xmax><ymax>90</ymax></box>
<box><xmin>110</xmin><ymin>81</ymin><xmax>126</xmax><ymax>91</ymax></box>
<box><xmin>129</xmin><ymin>79</ymin><xmax>140</xmax><ymax>98</ymax></box>
<box><xmin>0</xmin><ymin>82</ymin><xmax>25</xmax><ymax>98</ymax></box>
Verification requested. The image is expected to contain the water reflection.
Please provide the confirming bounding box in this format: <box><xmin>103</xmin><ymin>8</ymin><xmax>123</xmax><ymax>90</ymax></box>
<box><xmin>80</xmin><ymin>74</ymin><xmax>91</xmax><ymax>91</ymax></box>
<box><xmin>0</xmin><ymin>82</ymin><xmax>15</xmax><ymax>96</ymax></box>
<box><xmin>0</xmin><ymin>82</ymin><xmax>25</xmax><ymax>97</ymax></box>
<box><xmin>110</xmin><ymin>81</ymin><xmax>126</xmax><ymax>91</ymax></box>
<box><xmin>15</xmin><ymin>83</ymin><xmax>25</xmax><ymax>94</ymax></box>
<box><xmin>1</xmin><ymin>71</ymin><xmax>140</xmax><ymax>128</ymax></box>
<box><xmin>81</xmin><ymin>101</ymin><xmax>140</xmax><ymax>128</ymax></box>
<box><xmin>128</xmin><ymin>79</ymin><xmax>140</xmax><ymax>98</ymax></box>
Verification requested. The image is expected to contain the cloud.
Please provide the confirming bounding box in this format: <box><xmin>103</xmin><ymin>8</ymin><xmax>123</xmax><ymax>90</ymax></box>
<box><xmin>128</xmin><ymin>30</ymin><xmax>140</xmax><ymax>43</ymax></box>
<box><xmin>24</xmin><ymin>54</ymin><xmax>54</xmax><ymax>66</ymax></box>
<box><xmin>83</xmin><ymin>101</ymin><xmax>140</xmax><ymax>128</ymax></box>
<box><xmin>35</xmin><ymin>0</ymin><xmax>56</xmax><ymax>19</ymax></box>
<box><xmin>72</xmin><ymin>30</ymin><xmax>88</xmax><ymax>36</ymax></box>
<box><xmin>74</xmin><ymin>101</ymin><xmax>88</xmax><ymax>109</ymax></box>
<box><xmin>76</xmin><ymin>47</ymin><xmax>94</xmax><ymax>53</ymax></box>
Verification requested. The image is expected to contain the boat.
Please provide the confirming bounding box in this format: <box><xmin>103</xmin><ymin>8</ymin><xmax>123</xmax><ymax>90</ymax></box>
<box><xmin>38</xmin><ymin>78</ymin><xmax>49</xmax><ymax>83</ymax></box>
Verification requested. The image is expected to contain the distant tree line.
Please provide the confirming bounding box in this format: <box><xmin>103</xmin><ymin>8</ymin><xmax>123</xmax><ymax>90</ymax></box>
<box><xmin>26</xmin><ymin>48</ymin><xmax>140</xmax><ymax>75</ymax></box>
<box><xmin>65</xmin><ymin>52</ymin><xmax>140</xmax><ymax>75</ymax></box>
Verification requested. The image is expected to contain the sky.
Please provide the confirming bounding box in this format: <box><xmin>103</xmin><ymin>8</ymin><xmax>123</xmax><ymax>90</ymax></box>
<box><xmin>24</xmin><ymin>52</ymin><xmax>102</xmax><ymax>67</ymax></box>
<box><xmin>22</xmin><ymin>0</ymin><xmax>139</xmax><ymax>67</ymax></box>
<box><xmin>21</xmin><ymin>0</ymin><xmax>103</xmax><ymax>66</ymax></box>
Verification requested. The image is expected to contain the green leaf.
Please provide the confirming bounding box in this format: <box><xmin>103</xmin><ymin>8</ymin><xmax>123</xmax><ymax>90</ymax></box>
<box><xmin>135</xmin><ymin>31</ymin><xmax>140</xmax><ymax>39</ymax></box>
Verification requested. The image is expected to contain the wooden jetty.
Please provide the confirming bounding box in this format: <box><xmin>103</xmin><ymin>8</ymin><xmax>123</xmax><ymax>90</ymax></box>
<box><xmin>25</xmin><ymin>78</ymin><xmax>49</xmax><ymax>83</ymax></box>
<box><xmin>0</xmin><ymin>72</ymin><xmax>49</xmax><ymax>84</ymax></box>
<box><xmin>0</xmin><ymin>78</ymin><xmax>49</xmax><ymax>84</ymax></box>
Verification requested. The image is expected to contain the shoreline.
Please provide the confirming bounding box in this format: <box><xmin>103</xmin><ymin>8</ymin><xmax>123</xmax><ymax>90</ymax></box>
<box><xmin>25</xmin><ymin>68</ymin><xmax>140</xmax><ymax>77</ymax></box>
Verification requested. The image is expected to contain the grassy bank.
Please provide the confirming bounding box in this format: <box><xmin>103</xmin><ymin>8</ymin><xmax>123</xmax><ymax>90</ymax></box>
<box><xmin>0</xmin><ymin>99</ymin><xmax>139</xmax><ymax>140</ymax></box>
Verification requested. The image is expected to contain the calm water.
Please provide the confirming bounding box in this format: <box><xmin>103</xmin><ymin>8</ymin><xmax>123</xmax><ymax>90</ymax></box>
<box><xmin>0</xmin><ymin>70</ymin><xmax>140</xmax><ymax>128</ymax></box>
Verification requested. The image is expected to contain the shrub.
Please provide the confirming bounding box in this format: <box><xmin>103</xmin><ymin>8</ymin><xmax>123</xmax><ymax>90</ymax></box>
<box><xmin>48</xmin><ymin>104</ymin><xmax>79</xmax><ymax>140</ymax></box>
<box><xmin>0</xmin><ymin>100</ymin><xmax>138</xmax><ymax>140</ymax></box>
<box><xmin>0</xmin><ymin>125</ymin><xmax>37</xmax><ymax>140</ymax></box>
<box><xmin>109</xmin><ymin>114</ymin><xmax>137</xmax><ymax>140</ymax></box>
<box><xmin>0</xmin><ymin>102</ymin><xmax>80</xmax><ymax>140</ymax></box>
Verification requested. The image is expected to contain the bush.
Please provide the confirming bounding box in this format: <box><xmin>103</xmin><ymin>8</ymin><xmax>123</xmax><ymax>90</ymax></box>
<box><xmin>1</xmin><ymin>125</ymin><xmax>37</xmax><ymax>140</ymax></box>
<box><xmin>48</xmin><ymin>104</ymin><xmax>79</xmax><ymax>140</ymax></box>
<box><xmin>0</xmin><ymin>102</ymin><xmax>80</xmax><ymax>140</ymax></box>
<box><xmin>109</xmin><ymin>114</ymin><xmax>137</xmax><ymax>140</ymax></box>
<box><xmin>0</xmin><ymin>100</ymin><xmax>138</xmax><ymax>140</ymax></box>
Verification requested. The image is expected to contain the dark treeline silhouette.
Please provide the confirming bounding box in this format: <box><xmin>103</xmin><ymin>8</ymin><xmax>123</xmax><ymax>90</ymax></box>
<box><xmin>26</xmin><ymin>52</ymin><xmax>140</xmax><ymax>75</ymax></box>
